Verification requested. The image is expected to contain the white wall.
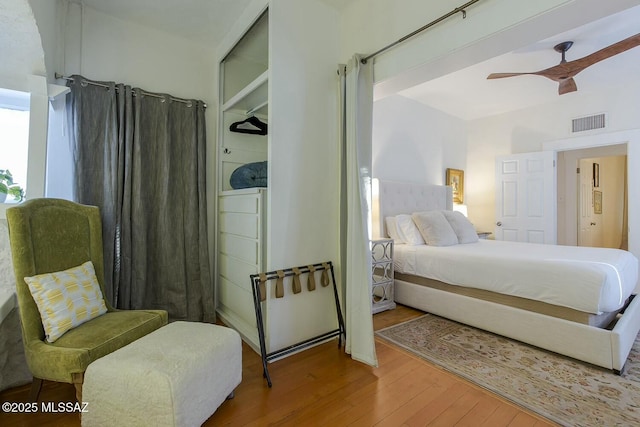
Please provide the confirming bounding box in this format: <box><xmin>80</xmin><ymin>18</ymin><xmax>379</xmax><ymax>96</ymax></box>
<box><xmin>373</xmin><ymin>95</ymin><xmax>467</xmax><ymax>185</ymax></box>
<box><xmin>468</xmin><ymin>82</ymin><xmax>640</xmax><ymax>233</ymax></box>
<box><xmin>60</xmin><ymin>4</ymin><xmax>216</xmax><ymax>101</ymax></box>
<box><xmin>266</xmin><ymin>0</ymin><xmax>341</xmax><ymax>351</ymax></box>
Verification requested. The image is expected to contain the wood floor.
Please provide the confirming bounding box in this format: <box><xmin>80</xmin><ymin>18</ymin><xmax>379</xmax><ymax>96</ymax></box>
<box><xmin>0</xmin><ymin>305</ymin><xmax>556</xmax><ymax>426</ymax></box>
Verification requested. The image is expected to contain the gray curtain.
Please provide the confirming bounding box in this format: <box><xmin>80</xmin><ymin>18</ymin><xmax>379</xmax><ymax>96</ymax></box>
<box><xmin>67</xmin><ymin>75</ymin><xmax>214</xmax><ymax>322</ymax></box>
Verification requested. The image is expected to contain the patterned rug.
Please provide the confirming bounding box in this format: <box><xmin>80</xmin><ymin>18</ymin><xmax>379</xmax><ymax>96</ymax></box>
<box><xmin>376</xmin><ymin>314</ymin><xmax>640</xmax><ymax>427</ymax></box>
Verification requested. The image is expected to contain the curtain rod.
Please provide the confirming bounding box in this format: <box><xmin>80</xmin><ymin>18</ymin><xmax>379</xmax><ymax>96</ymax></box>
<box><xmin>361</xmin><ymin>0</ymin><xmax>484</xmax><ymax>64</ymax></box>
<box><xmin>55</xmin><ymin>73</ymin><xmax>207</xmax><ymax>108</ymax></box>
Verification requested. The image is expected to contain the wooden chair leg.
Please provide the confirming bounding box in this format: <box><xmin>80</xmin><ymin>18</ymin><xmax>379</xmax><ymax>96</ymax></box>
<box><xmin>72</xmin><ymin>372</ymin><xmax>84</xmax><ymax>403</ymax></box>
<box><xmin>29</xmin><ymin>377</ymin><xmax>43</xmax><ymax>402</ymax></box>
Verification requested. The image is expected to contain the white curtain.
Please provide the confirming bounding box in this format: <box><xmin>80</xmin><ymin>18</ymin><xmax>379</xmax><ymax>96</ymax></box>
<box><xmin>339</xmin><ymin>55</ymin><xmax>378</xmax><ymax>367</ymax></box>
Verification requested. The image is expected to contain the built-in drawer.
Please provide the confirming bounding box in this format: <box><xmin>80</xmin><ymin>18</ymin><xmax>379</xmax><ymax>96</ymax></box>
<box><xmin>219</xmin><ymin>195</ymin><xmax>259</xmax><ymax>214</ymax></box>
<box><xmin>218</xmin><ymin>278</ymin><xmax>257</xmax><ymax>328</ymax></box>
<box><xmin>219</xmin><ymin>233</ymin><xmax>259</xmax><ymax>265</ymax></box>
<box><xmin>219</xmin><ymin>212</ymin><xmax>259</xmax><ymax>239</ymax></box>
<box><xmin>219</xmin><ymin>253</ymin><xmax>257</xmax><ymax>291</ymax></box>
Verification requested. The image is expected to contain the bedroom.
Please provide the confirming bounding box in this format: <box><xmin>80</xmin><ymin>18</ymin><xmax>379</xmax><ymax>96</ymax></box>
<box><xmin>1</xmin><ymin>0</ymin><xmax>640</xmax><ymax>424</ymax></box>
<box><xmin>364</xmin><ymin>0</ymin><xmax>640</xmax><ymax>376</ymax></box>
<box><xmin>369</xmin><ymin>3</ymin><xmax>640</xmax><ymax>261</ymax></box>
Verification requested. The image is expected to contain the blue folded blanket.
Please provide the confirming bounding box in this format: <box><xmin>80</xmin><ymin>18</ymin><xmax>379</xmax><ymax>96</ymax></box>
<box><xmin>230</xmin><ymin>161</ymin><xmax>268</xmax><ymax>189</ymax></box>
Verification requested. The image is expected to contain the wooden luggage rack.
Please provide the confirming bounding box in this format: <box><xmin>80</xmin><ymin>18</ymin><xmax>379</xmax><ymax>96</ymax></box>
<box><xmin>250</xmin><ymin>261</ymin><xmax>346</xmax><ymax>387</ymax></box>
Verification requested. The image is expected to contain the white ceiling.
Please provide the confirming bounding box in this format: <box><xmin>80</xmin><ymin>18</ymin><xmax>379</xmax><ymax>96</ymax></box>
<box><xmin>80</xmin><ymin>0</ymin><xmax>253</xmax><ymax>47</ymax></box>
<box><xmin>80</xmin><ymin>0</ymin><xmax>349</xmax><ymax>47</ymax></box>
<box><xmin>78</xmin><ymin>1</ymin><xmax>639</xmax><ymax>122</ymax></box>
<box><xmin>399</xmin><ymin>5</ymin><xmax>640</xmax><ymax>121</ymax></box>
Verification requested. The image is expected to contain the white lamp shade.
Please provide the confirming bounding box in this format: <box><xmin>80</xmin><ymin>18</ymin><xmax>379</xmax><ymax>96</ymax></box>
<box><xmin>453</xmin><ymin>204</ymin><xmax>468</xmax><ymax>217</ymax></box>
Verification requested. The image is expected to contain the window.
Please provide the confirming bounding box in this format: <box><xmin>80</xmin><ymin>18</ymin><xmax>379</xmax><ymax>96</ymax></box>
<box><xmin>0</xmin><ymin>89</ymin><xmax>30</xmax><ymax>204</ymax></box>
<box><xmin>0</xmin><ymin>78</ymin><xmax>71</xmax><ymax>219</ymax></box>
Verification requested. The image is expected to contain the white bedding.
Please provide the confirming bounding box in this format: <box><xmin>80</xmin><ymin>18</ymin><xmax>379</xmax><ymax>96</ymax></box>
<box><xmin>394</xmin><ymin>240</ymin><xmax>638</xmax><ymax>314</ymax></box>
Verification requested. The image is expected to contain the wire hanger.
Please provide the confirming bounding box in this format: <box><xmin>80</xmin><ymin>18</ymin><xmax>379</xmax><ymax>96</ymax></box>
<box><xmin>230</xmin><ymin>116</ymin><xmax>268</xmax><ymax>135</ymax></box>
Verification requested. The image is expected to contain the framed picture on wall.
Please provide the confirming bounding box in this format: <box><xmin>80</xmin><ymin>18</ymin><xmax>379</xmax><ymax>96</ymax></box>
<box><xmin>594</xmin><ymin>190</ymin><xmax>602</xmax><ymax>214</ymax></box>
<box><xmin>446</xmin><ymin>168</ymin><xmax>464</xmax><ymax>204</ymax></box>
<box><xmin>593</xmin><ymin>162</ymin><xmax>600</xmax><ymax>188</ymax></box>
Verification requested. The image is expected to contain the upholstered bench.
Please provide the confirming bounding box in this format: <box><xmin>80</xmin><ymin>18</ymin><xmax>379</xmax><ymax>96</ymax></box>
<box><xmin>81</xmin><ymin>321</ymin><xmax>242</xmax><ymax>427</ymax></box>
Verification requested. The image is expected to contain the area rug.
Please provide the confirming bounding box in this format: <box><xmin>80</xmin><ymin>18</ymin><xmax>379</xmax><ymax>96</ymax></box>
<box><xmin>376</xmin><ymin>314</ymin><xmax>640</xmax><ymax>427</ymax></box>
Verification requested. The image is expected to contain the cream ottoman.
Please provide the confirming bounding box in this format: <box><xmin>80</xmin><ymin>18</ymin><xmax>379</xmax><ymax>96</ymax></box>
<box><xmin>82</xmin><ymin>321</ymin><xmax>241</xmax><ymax>427</ymax></box>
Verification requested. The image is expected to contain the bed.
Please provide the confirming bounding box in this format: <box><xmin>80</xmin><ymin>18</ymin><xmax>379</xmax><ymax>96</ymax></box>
<box><xmin>376</xmin><ymin>180</ymin><xmax>640</xmax><ymax>373</ymax></box>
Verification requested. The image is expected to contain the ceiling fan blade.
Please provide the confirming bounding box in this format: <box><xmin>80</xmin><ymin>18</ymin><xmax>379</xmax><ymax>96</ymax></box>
<box><xmin>487</xmin><ymin>72</ymin><xmax>534</xmax><ymax>79</ymax></box>
<box><xmin>488</xmin><ymin>33</ymin><xmax>640</xmax><ymax>94</ymax></box>
<box><xmin>558</xmin><ymin>78</ymin><xmax>577</xmax><ymax>95</ymax></box>
<box><xmin>569</xmin><ymin>32</ymin><xmax>640</xmax><ymax>72</ymax></box>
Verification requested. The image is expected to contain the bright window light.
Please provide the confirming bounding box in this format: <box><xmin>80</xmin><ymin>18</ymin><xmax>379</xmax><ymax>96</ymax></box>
<box><xmin>0</xmin><ymin>101</ymin><xmax>30</xmax><ymax>204</ymax></box>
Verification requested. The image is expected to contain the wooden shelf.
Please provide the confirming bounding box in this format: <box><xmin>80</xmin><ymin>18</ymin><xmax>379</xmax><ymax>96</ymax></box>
<box><xmin>222</xmin><ymin>70</ymin><xmax>268</xmax><ymax>114</ymax></box>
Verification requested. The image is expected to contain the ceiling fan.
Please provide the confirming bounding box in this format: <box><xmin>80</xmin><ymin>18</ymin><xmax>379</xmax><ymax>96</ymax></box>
<box><xmin>487</xmin><ymin>32</ymin><xmax>640</xmax><ymax>95</ymax></box>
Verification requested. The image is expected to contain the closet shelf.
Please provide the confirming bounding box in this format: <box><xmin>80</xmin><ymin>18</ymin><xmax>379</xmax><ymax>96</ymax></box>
<box><xmin>223</xmin><ymin>70</ymin><xmax>268</xmax><ymax>114</ymax></box>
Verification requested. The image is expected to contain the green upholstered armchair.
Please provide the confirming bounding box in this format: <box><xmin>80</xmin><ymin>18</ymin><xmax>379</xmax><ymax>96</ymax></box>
<box><xmin>6</xmin><ymin>198</ymin><xmax>168</xmax><ymax>402</ymax></box>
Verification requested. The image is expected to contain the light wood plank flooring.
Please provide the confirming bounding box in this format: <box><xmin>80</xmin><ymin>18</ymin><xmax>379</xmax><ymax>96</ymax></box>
<box><xmin>0</xmin><ymin>305</ymin><xmax>556</xmax><ymax>426</ymax></box>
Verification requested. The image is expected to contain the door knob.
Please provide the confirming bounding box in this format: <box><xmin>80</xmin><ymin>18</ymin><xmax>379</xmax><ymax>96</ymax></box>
<box><xmin>590</xmin><ymin>222</ymin><xmax>596</xmax><ymax>226</ymax></box>
<box><xmin>496</xmin><ymin>221</ymin><xmax>502</xmax><ymax>226</ymax></box>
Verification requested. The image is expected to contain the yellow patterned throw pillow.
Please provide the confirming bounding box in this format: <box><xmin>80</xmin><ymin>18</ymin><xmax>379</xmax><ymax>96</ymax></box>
<box><xmin>24</xmin><ymin>261</ymin><xmax>108</xmax><ymax>343</ymax></box>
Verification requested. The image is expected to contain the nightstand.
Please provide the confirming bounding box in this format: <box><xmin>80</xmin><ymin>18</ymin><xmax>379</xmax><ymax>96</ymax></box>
<box><xmin>477</xmin><ymin>231</ymin><xmax>492</xmax><ymax>239</ymax></box>
<box><xmin>371</xmin><ymin>238</ymin><xmax>396</xmax><ymax>314</ymax></box>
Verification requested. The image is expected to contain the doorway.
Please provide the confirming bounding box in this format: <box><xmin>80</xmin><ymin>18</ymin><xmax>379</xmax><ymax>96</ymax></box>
<box><xmin>577</xmin><ymin>155</ymin><xmax>627</xmax><ymax>248</ymax></box>
<box><xmin>557</xmin><ymin>143</ymin><xmax>628</xmax><ymax>249</ymax></box>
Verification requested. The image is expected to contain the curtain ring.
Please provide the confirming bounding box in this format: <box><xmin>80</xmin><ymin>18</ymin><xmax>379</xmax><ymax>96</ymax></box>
<box><xmin>186</xmin><ymin>101</ymin><xmax>193</xmax><ymax>108</ymax></box>
<box><xmin>81</xmin><ymin>80</ymin><xmax>88</xmax><ymax>87</ymax></box>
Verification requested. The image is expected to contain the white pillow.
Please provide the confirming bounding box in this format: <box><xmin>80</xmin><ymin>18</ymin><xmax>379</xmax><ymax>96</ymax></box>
<box><xmin>411</xmin><ymin>211</ymin><xmax>458</xmax><ymax>246</ymax></box>
<box><xmin>24</xmin><ymin>261</ymin><xmax>108</xmax><ymax>342</ymax></box>
<box><xmin>385</xmin><ymin>217</ymin><xmax>403</xmax><ymax>242</ymax></box>
<box><xmin>395</xmin><ymin>214</ymin><xmax>425</xmax><ymax>245</ymax></box>
<box><xmin>442</xmin><ymin>210</ymin><xmax>479</xmax><ymax>244</ymax></box>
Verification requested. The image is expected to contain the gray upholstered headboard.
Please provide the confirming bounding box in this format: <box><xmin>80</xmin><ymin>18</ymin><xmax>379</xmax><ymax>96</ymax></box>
<box><xmin>374</xmin><ymin>180</ymin><xmax>453</xmax><ymax>238</ymax></box>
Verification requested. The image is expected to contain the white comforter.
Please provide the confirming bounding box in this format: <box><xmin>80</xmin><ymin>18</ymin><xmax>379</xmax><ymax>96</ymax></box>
<box><xmin>394</xmin><ymin>240</ymin><xmax>638</xmax><ymax>314</ymax></box>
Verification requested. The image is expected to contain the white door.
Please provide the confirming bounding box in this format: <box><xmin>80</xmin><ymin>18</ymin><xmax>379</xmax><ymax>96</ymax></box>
<box><xmin>495</xmin><ymin>151</ymin><xmax>557</xmax><ymax>244</ymax></box>
<box><xmin>577</xmin><ymin>158</ymin><xmax>595</xmax><ymax>247</ymax></box>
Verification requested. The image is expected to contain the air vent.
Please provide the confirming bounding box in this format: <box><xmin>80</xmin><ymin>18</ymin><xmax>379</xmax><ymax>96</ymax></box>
<box><xmin>572</xmin><ymin>113</ymin><xmax>606</xmax><ymax>133</ymax></box>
